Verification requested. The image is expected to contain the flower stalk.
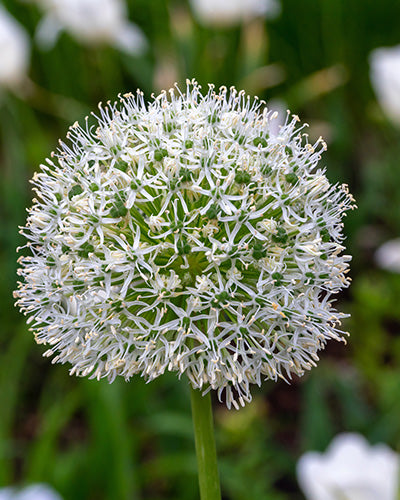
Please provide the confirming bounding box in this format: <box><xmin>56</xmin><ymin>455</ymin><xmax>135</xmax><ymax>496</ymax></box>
<box><xmin>190</xmin><ymin>388</ymin><xmax>221</xmax><ymax>500</ymax></box>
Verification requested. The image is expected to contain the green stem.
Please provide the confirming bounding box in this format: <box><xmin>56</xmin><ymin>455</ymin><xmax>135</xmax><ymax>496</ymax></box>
<box><xmin>190</xmin><ymin>387</ymin><xmax>222</xmax><ymax>500</ymax></box>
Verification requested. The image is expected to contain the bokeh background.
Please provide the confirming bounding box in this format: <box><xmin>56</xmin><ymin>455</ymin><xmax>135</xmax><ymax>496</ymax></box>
<box><xmin>1</xmin><ymin>0</ymin><xmax>400</xmax><ymax>498</ymax></box>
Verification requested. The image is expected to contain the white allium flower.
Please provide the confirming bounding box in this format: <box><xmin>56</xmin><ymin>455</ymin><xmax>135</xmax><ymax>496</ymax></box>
<box><xmin>297</xmin><ymin>433</ymin><xmax>400</xmax><ymax>500</ymax></box>
<box><xmin>189</xmin><ymin>0</ymin><xmax>280</xmax><ymax>27</ymax></box>
<box><xmin>15</xmin><ymin>81</ymin><xmax>355</xmax><ymax>409</ymax></box>
<box><xmin>370</xmin><ymin>45</ymin><xmax>400</xmax><ymax>125</ymax></box>
<box><xmin>0</xmin><ymin>484</ymin><xmax>63</xmax><ymax>500</ymax></box>
<box><xmin>0</xmin><ymin>6</ymin><xmax>30</xmax><ymax>88</ymax></box>
<box><xmin>375</xmin><ymin>238</ymin><xmax>400</xmax><ymax>273</ymax></box>
<box><xmin>35</xmin><ymin>0</ymin><xmax>147</xmax><ymax>55</ymax></box>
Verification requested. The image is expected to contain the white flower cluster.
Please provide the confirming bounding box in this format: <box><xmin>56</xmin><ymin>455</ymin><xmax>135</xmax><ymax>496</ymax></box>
<box><xmin>15</xmin><ymin>81</ymin><xmax>355</xmax><ymax>409</ymax></box>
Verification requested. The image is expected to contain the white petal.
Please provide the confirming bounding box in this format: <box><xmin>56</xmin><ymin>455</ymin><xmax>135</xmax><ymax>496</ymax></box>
<box><xmin>0</xmin><ymin>6</ymin><xmax>30</xmax><ymax>86</ymax></box>
<box><xmin>370</xmin><ymin>45</ymin><xmax>400</xmax><ymax>125</ymax></box>
<box><xmin>375</xmin><ymin>238</ymin><xmax>400</xmax><ymax>273</ymax></box>
<box><xmin>35</xmin><ymin>15</ymin><xmax>62</xmax><ymax>50</ymax></box>
<box><xmin>113</xmin><ymin>23</ymin><xmax>147</xmax><ymax>55</ymax></box>
<box><xmin>189</xmin><ymin>0</ymin><xmax>280</xmax><ymax>27</ymax></box>
<box><xmin>297</xmin><ymin>433</ymin><xmax>400</xmax><ymax>500</ymax></box>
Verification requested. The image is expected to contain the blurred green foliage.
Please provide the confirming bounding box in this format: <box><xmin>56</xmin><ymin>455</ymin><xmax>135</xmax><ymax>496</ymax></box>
<box><xmin>1</xmin><ymin>0</ymin><xmax>400</xmax><ymax>499</ymax></box>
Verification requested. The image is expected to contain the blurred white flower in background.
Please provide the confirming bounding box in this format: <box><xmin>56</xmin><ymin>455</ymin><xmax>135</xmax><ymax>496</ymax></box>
<box><xmin>35</xmin><ymin>0</ymin><xmax>147</xmax><ymax>55</ymax></box>
<box><xmin>0</xmin><ymin>484</ymin><xmax>62</xmax><ymax>500</ymax></box>
<box><xmin>189</xmin><ymin>0</ymin><xmax>280</xmax><ymax>27</ymax></box>
<box><xmin>370</xmin><ymin>45</ymin><xmax>400</xmax><ymax>125</ymax></box>
<box><xmin>0</xmin><ymin>5</ymin><xmax>30</xmax><ymax>88</ymax></box>
<box><xmin>297</xmin><ymin>433</ymin><xmax>400</xmax><ymax>500</ymax></box>
<box><xmin>375</xmin><ymin>238</ymin><xmax>400</xmax><ymax>272</ymax></box>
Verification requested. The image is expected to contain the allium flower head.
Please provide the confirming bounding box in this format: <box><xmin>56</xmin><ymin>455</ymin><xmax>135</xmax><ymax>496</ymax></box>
<box><xmin>15</xmin><ymin>81</ymin><xmax>355</xmax><ymax>409</ymax></box>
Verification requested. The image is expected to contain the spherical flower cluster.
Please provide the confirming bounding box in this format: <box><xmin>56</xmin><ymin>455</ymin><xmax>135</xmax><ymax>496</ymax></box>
<box><xmin>15</xmin><ymin>81</ymin><xmax>355</xmax><ymax>409</ymax></box>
